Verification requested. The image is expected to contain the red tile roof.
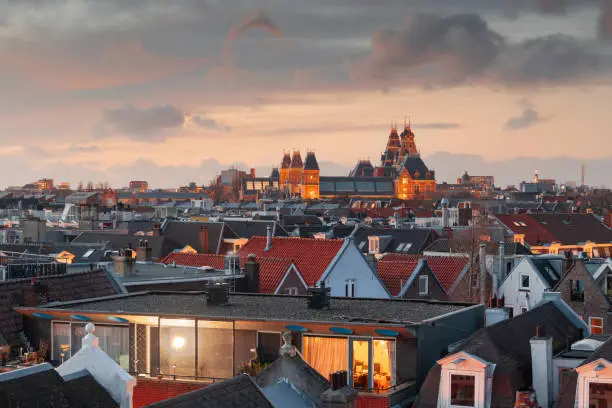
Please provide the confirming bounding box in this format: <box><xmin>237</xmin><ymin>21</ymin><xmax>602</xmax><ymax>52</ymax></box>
<box><xmin>238</xmin><ymin>237</ymin><xmax>344</xmax><ymax>286</ymax></box>
<box><xmin>133</xmin><ymin>378</ymin><xmax>206</xmax><ymax>408</ymax></box>
<box><xmin>159</xmin><ymin>253</ymin><xmax>225</xmax><ymax>269</ymax></box>
<box><xmin>377</xmin><ymin>257</ymin><xmax>420</xmax><ymax>296</ymax></box>
<box><xmin>495</xmin><ymin>214</ymin><xmax>558</xmax><ymax>245</ymax></box>
<box><xmin>256</xmin><ymin>257</ymin><xmax>296</xmax><ymax>294</ymax></box>
<box><xmin>378</xmin><ymin>253</ymin><xmax>469</xmax><ymax>293</ymax></box>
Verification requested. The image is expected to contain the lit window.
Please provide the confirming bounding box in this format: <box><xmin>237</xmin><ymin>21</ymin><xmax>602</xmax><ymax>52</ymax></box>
<box><xmin>419</xmin><ymin>275</ymin><xmax>428</xmax><ymax>296</ymax></box>
<box><xmin>368</xmin><ymin>237</ymin><xmax>380</xmax><ymax>254</ymax></box>
<box><xmin>590</xmin><ymin>317</ymin><xmax>604</xmax><ymax>334</ymax></box>
<box><xmin>450</xmin><ymin>374</ymin><xmax>475</xmax><ymax>407</ymax></box>
<box><xmin>520</xmin><ymin>275</ymin><xmax>530</xmax><ymax>289</ymax></box>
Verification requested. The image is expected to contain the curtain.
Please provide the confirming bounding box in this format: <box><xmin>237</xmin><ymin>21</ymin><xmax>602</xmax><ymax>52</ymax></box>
<box><xmin>52</xmin><ymin>322</ymin><xmax>70</xmax><ymax>362</ymax></box>
<box><xmin>303</xmin><ymin>336</ymin><xmax>348</xmax><ymax>382</ymax></box>
<box><xmin>373</xmin><ymin>339</ymin><xmax>396</xmax><ymax>389</ymax></box>
<box><xmin>96</xmin><ymin>326</ymin><xmax>130</xmax><ymax>370</ymax></box>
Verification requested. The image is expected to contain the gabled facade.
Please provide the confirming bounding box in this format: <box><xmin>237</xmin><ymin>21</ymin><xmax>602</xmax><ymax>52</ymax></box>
<box><xmin>436</xmin><ymin>351</ymin><xmax>496</xmax><ymax>408</ymax></box>
<box><xmin>498</xmin><ymin>256</ymin><xmax>563</xmax><ymax>317</ymax></box>
<box><xmin>554</xmin><ymin>260</ymin><xmax>612</xmax><ymax>335</ymax></box>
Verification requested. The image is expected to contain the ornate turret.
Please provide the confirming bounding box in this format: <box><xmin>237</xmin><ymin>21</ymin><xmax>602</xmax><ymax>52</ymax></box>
<box><xmin>301</xmin><ymin>151</ymin><xmax>320</xmax><ymax>199</ymax></box>
<box><xmin>399</xmin><ymin>119</ymin><xmax>418</xmax><ymax>158</ymax></box>
<box><xmin>288</xmin><ymin>150</ymin><xmax>304</xmax><ymax>195</ymax></box>
<box><xmin>290</xmin><ymin>151</ymin><xmax>303</xmax><ymax>168</ymax></box>
<box><xmin>280</xmin><ymin>152</ymin><xmax>291</xmax><ymax>185</ymax></box>
<box><xmin>381</xmin><ymin>123</ymin><xmax>401</xmax><ymax>167</ymax></box>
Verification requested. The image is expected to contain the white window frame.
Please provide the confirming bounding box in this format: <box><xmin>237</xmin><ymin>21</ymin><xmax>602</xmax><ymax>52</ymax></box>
<box><xmin>345</xmin><ymin>279</ymin><xmax>356</xmax><ymax>298</ymax></box>
<box><xmin>589</xmin><ymin>317</ymin><xmax>604</xmax><ymax>334</ymax></box>
<box><xmin>286</xmin><ymin>287</ymin><xmax>298</xmax><ymax>295</ymax></box>
<box><xmin>419</xmin><ymin>275</ymin><xmax>429</xmax><ymax>296</ymax></box>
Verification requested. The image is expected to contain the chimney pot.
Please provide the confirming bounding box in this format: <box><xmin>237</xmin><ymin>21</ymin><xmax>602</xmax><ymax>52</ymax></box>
<box><xmin>265</xmin><ymin>225</ymin><xmax>272</xmax><ymax>251</ymax></box>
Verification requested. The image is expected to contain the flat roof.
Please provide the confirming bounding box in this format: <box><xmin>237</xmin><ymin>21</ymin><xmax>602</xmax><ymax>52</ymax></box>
<box><xmin>109</xmin><ymin>262</ymin><xmax>236</xmax><ymax>283</ymax></box>
<box><xmin>26</xmin><ymin>291</ymin><xmax>478</xmax><ymax>326</ymax></box>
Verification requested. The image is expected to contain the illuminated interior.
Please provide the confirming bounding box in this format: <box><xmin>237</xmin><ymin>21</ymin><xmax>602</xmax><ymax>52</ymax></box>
<box><xmin>160</xmin><ymin>319</ymin><xmax>196</xmax><ymax>377</ymax></box>
<box><xmin>303</xmin><ymin>336</ymin><xmax>348</xmax><ymax>382</ymax></box>
<box><xmin>352</xmin><ymin>340</ymin><xmax>370</xmax><ymax>388</ymax></box>
<box><xmin>373</xmin><ymin>339</ymin><xmax>395</xmax><ymax>390</ymax></box>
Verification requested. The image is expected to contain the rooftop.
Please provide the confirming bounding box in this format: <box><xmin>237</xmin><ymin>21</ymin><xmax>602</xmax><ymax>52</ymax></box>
<box><xmin>27</xmin><ymin>291</ymin><xmax>476</xmax><ymax>326</ymax></box>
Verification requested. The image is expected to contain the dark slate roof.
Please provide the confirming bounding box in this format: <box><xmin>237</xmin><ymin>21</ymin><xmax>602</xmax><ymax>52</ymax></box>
<box><xmin>256</xmin><ymin>355</ymin><xmax>330</xmax><ymax>408</ymax></box>
<box><xmin>270</xmin><ymin>168</ymin><xmax>280</xmax><ymax>179</ymax></box>
<box><xmin>351</xmin><ymin>227</ymin><xmax>437</xmax><ymax>254</ymax></box>
<box><xmin>72</xmin><ymin>232</ymin><xmax>165</xmax><ymax>260</ymax></box>
<box><xmin>281</xmin><ymin>153</ymin><xmax>291</xmax><ymax>169</ymax></box>
<box><xmin>529</xmin><ymin>213</ymin><xmax>612</xmax><ymax>244</ymax></box>
<box><xmin>399</xmin><ymin>156</ymin><xmax>434</xmax><ymax>180</ymax></box>
<box><xmin>349</xmin><ymin>160</ymin><xmax>375</xmax><ymax>177</ymax></box>
<box><xmin>414</xmin><ymin>302</ymin><xmax>584</xmax><ymax>408</ymax></box>
<box><xmin>161</xmin><ymin>221</ymin><xmax>234</xmax><ymax>256</ymax></box>
<box><xmin>303</xmin><ymin>152</ymin><xmax>319</xmax><ymax>171</ymax></box>
<box><xmin>290</xmin><ymin>152</ymin><xmax>303</xmax><ymax>168</ymax></box>
<box><xmin>145</xmin><ymin>374</ymin><xmax>274</xmax><ymax>408</ymax></box>
<box><xmin>0</xmin><ymin>269</ymin><xmax>121</xmax><ymax>347</ymax></box>
<box><xmin>294</xmin><ymin>225</ymin><xmax>330</xmax><ymax>238</ymax></box>
<box><xmin>223</xmin><ymin>220</ymin><xmax>288</xmax><ymax>239</ymax></box>
<box><xmin>64</xmin><ymin>370</ymin><xmax>120</xmax><ymax>408</ymax></box>
<box><xmin>531</xmin><ymin>258</ymin><xmax>562</xmax><ymax>287</ymax></box>
<box><xmin>40</xmin><ymin>291</ymin><xmax>474</xmax><ymax>325</ymax></box>
<box><xmin>281</xmin><ymin>215</ymin><xmax>323</xmax><ymax>227</ymax></box>
<box><xmin>330</xmin><ymin>225</ymin><xmax>357</xmax><ymax>239</ymax></box>
<box><xmin>116</xmin><ymin>221</ymin><xmax>155</xmax><ymax>234</ymax></box>
<box><xmin>319</xmin><ymin>177</ymin><xmax>395</xmax><ymax>196</ymax></box>
<box><xmin>0</xmin><ymin>364</ymin><xmax>117</xmax><ymax>408</ymax></box>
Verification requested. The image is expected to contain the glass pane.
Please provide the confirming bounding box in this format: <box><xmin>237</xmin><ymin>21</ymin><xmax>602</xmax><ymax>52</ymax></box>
<box><xmin>257</xmin><ymin>332</ymin><xmax>281</xmax><ymax>364</ymax></box>
<box><xmin>96</xmin><ymin>325</ymin><xmax>130</xmax><ymax>370</ymax></box>
<box><xmin>352</xmin><ymin>339</ymin><xmax>370</xmax><ymax>389</ymax></box>
<box><xmin>160</xmin><ymin>319</ymin><xmax>196</xmax><ymax>378</ymax></box>
<box><xmin>451</xmin><ymin>374</ymin><xmax>475</xmax><ymax>407</ymax></box>
<box><xmin>52</xmin><ymin>322</ymin><xmax>71</xmax><ymax>363</ymax></box>
<box><xmin>373</xmin><ymin>339</ymin><xmax>396</xmax><ymax>390</ymax></box>
<box><xmin>303</xmin><ymin>336</ymin><xmax>348</xmax><ymax>382</ymax></box>
<box><xmin>198</xmin><ymin>321</ymin><xmax>233</xmax><ymax>379</ymax></box>
<box><xmin>234</xmin><ymin>330</ymin><xmax>257</xmax><ymax>375</ymax></box>
<box><xmin>71</xmin><ymin>323</ymin><xmax>86</xmax><ymax>356</ymax></box>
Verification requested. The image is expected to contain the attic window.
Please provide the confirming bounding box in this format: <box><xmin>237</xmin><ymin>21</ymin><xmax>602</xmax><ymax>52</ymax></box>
<box><xmin>403</xmin><ymin>243</ymin><xmax>413</xmax><ymax>252</ymax></box>
<box><xmin>396</xmin><ymin>243</ymin><xmax>405</xmax><ymax>252</ymax></box>
<box><xmin>368</xmin><ymin>237</ymin><xmax>380</xmax><ymax>254</ymax></box>
<box><xmin>359</xmin><ymin>241</ymin><xmax>366</xmax><ymax>250</ymax></box>
<box><xmin>450</xmin><ymin>374</ymin><xmax>475</xmax><ymax>407</ymax></box>
<box><xmin>82</xmin><ymin>249</ymin><xmax>95</xmax><ymax>258</ymax></box>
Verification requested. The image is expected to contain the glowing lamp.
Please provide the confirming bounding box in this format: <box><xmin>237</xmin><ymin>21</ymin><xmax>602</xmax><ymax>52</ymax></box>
<box><xmin>171</xmin><ymin>336</ymin><xmax>186</xmax><ymax>350</ymax></box>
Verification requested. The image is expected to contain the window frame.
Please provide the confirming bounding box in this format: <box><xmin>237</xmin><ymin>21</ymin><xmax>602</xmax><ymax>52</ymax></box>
<box><xmin>449</xmin><ymin>373</ymin><xmax>476</xmax><ymax>407</ymax></box>
<box><xmin>345</xmin><ymin>279</ymin><xmax>356</xmax><ymax>298</ymax></box>
<box><xmin>419</xmin><ymin>275</ymin><xmax>429</xmax><ymax>296</ymax></box>
<box><xmin>520</xmin><ymin>274</ymin><xmax>530</xmax><ymax>290</ymax></box>
<box><xmin>368</xmin><ymin>237</ymin><xmax>380</xmax><ymax>254</ymax></box>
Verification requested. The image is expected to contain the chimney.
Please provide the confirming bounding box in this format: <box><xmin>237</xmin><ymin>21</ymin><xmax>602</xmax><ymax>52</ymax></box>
<box><xmin>199</xmin><ymin>226</ymin><xmax>209</xmax><ymax>253</ymax></box>
<box><xmin>530</xmin><ymin>326</ymin><xmax>553</xmax><ymax>408</ymax></box>
<box><xmin>151</xmin><ymin>222</ymin><xmax>161</xmax><ymax>236</ymax></box>
<box><xmin>320</xmin><ymin>385</ymin><xmax>358</xmax><ymax>408</ymax></box>
<box><xmin>479</xmin><ymin>241</ymin><xmax>487</xmax><ymax>304</ymax></box>
<box><xmin>245</xmin><ymin>254</ymin><xmax>260</xmax><ymax>293</ymax></box>
<box><xmin>265</xmin><ymin>225</ymin><xmax>272</xmax><ymax>251</ymax></box>
<box><xmin>498</xmin><ymin>240</ymin><xmax>506</xmax><ymax>281</ymax></box>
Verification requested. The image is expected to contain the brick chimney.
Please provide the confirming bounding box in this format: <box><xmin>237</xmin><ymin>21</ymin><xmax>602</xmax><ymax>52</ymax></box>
<box><xmin>530</xmin><ymin>325</ymin><xmax>553</xmax><ymax>408</ymax></box>
<box><xmin>264</xmin><ymin>225</ymin><xmax>272</xmax><ymax>251</ymax></box>
<box><xmin>198</xmin><ymin>226</ymin><xmax>209</xmax><ymax>253</ymax></box>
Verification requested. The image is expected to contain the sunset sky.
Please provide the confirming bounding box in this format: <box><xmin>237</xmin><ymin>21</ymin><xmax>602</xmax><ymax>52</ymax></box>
<box><xmin>1</xmin><ymin>0</ymin><xmax>611</xmax><ymax>188</ymax></box>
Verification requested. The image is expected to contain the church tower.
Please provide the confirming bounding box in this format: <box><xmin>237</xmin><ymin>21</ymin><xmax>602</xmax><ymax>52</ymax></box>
<box><xmin>279</xmin><ymin>152</ymin><xmax>291</xmax><ymax>185</ymax></box>
<box><xmin>301</xmin><ymin>151</ymin><xmax>320</xmax><ymax>199</ymax></box>
<box><xmin>289</xmin><ymin>150</ymin><xmax>304</xmax><ymax>195</ymax></box>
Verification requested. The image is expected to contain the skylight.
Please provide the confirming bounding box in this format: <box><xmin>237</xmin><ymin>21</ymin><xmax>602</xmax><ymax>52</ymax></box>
<box><xmin>396</xmin><ymin>243</ymin><xmax>405</xmax><ymax>251</ymax></box>
<box><xmin>402</xmin><ymin>243</ymin><xmax>413</xmax><ymax>252</ymax></box>
<box><xmin>82</xmin><ymin>249</ymin><xmax>95</xmax><ymax>258</ymax></box>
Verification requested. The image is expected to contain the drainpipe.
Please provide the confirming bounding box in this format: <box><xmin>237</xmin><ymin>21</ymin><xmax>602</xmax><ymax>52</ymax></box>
<box><xmin>479</xmin><ymin>242</ymin><xmax>487</xmax><ymax>305</ymax></box>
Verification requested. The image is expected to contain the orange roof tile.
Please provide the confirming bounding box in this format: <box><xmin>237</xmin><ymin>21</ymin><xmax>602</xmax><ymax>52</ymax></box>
<box><xmin>238</xmin><ymin>237</ymin><xmax>344</xmax><ymax>286</ymax></box>
<box><xmin>159</xmin><ymin>253</ymin><xmax>225</xmax><ymax>269</ymax></box>
<box><xmin>255</xmin><ymin>257</ymin><xmax>296</xmax><ymax>294</ymax></box>
<box><xmin>378</xmin><ymin>253</ymin><xmax>468</xmax><ymax>293</ymax></box>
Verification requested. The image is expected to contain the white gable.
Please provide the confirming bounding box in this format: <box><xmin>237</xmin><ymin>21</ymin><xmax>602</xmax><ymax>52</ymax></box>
<box><xmin>318</xmin><ymin>239</ymin><xmax>390</xmax><ymax>299</ymax></box>
<box><xmin>497</xmin><ymin>257</ymin><xmax>551</xmax><ymax>316</ymax></box>
<box><xmin>56</xmin><ymin>323</ymin><xmax>136</xmax><ymax>408</ymax></box>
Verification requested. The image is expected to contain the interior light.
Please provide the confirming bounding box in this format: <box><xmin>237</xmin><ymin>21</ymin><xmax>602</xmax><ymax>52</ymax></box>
<box><xmin>172</xmin><ymin>336</ymin><xmax>186</xmax><ymax>350</ymax></box>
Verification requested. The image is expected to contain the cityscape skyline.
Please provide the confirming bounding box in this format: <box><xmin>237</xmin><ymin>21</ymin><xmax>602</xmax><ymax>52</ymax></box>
<box><xmin>1</xmin><ymin>0</ymin><xmax>611</xmax><ymax>190</ymax></box>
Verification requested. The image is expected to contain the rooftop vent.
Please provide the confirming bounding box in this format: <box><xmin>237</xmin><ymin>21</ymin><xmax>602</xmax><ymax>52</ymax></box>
<box><xmin>207</xmin><ymin>283</ymin><xmax>230</xmax><ymax>305</ymax></box>
<box><xmin>307</xmin><ymin>282</ymin><xmax>330</xmax><ymax>309</ymax></box>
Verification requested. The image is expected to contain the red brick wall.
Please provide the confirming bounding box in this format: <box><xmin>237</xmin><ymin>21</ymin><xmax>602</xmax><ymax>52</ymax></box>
<box><xmin>357</xmin><ymin>395</ymin><xmax>390</xmax><ymax>408</ymax></box>
<box><xmin>133</xmin><ymin>378</ymin><xmax>207</xmax><ymax>408</ymax></box>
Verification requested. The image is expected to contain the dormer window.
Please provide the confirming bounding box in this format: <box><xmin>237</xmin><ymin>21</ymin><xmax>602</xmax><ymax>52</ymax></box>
<box><xmin>437</xmin><ymin>351</ymin><xmax>493</xmax><ymax>408</ymax></box>
<box><xmin>368</xmin><ymin>236</ymin><xmax>380</xmax><ymax>254</ymax></box>
<box><xmin>419</xmin><ymin>275</ymin><xmax>429</xmax><ymax>296</ymax></box>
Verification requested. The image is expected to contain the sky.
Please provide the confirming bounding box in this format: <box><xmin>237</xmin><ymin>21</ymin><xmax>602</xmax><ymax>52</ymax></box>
<box><xmin>1</xmin><ymin>0</ymin><xmax>611</xmax><ymax>189</ymax></box>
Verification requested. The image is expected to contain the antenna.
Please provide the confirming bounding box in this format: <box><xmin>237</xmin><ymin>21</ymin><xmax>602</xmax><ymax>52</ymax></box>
<box><xmin>580</xmin><ymin>164</ymin><xmax>585</xmax><ymax>187</ymax></box>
